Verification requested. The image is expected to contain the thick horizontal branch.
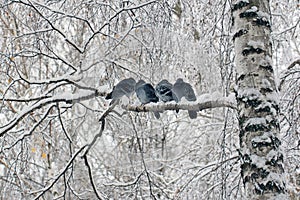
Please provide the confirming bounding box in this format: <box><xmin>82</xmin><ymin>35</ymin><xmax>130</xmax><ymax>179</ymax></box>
<box><xmin>123</xmin><ymin>94</ymin><xmax>237</xmax><ymax>112</ymax></box>
<box><xmin>0</xmin><ymin>95</ymin><xmax>52</xmax><ymax>102</ymax></box>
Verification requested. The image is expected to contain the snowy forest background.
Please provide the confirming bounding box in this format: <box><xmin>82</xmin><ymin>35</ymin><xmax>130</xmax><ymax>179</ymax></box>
<box><xmin>0</xmin><ymin>0</ymin><xmax>299</xmax><ymax>199</ymax></box>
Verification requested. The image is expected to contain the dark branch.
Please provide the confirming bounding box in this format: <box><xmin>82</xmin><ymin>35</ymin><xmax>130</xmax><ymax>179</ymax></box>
<box><xmin>0</xmin><ymin>90</ymin><xmax>101</xmax><ymax>137</ymax></box>
<box><xmin>2</xmin><ymin>105</ymin><xmax>55</xmax><ymax>151</ymax></box>
<box><xmin>82</xmin><ymin>118</ymin><xmax>106</xmax><ymax>157</ymax></box>
<box><xmin>82</xmin><ymin>155</ymin><xmax>104</xmax><ymax>199</ymax></box>
<box><xmin>31</xmin><ymin>145</ymin><xmax>88</xmax><ymax>200</ymax></box>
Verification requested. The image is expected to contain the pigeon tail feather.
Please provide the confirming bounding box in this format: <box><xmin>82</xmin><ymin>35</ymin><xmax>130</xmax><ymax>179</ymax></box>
<box><xmin>188</xmin><ymin>110</ymin><xmax>197</xmax><ymax>119</ymax></box>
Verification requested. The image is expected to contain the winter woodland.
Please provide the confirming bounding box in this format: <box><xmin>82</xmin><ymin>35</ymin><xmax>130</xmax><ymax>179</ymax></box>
<box><xmin>0</xmin><ymin>0</ymin><xmax>299</xmax><ymax>199</ymax></box>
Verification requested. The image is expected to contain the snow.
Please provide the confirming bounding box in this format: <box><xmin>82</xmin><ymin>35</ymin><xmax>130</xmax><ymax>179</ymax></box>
<box><xmin>197</xmin><ymin>93</ymin><xmax>212</xmax><ymax>102</ymax></box>
<box><xmin>261</xmin><ymin>79</ymin><xmax>272</xmax><ymax>89</ymax></box>
<box><xmin>98</xmin><ymin>85</ymin><xmax>110</xmax><ymax>93</ymax></box>
<box><xmin>266</xmin><ymin>149</ymin><xmax>280</xmax><ymax>162</ymax></box>
<box><xmin>225</xmin><ymin>93</ymin><xmax>237</xmax><ymax>104</ymax></box>
<box><xmin>255</xmin><ymin>101</ymin><xmax>277</xmax><ymax>115</ymax></box>
<box><xmin>247</xmin><ymin>40</ymin><xmax>264</xmax><ymax>49</ymax></box>
<box><xmin>250</xmin><ymin>154</ymin><xmax>266</xmax><ymax>168</ymax></box>
<box><xmin>0</xmin><ymin>90</ymin><xmax>98</xmax><ymax>135</ymax></box>
<box><xmin>0</xmin><ymin>164</ymin><xmax>4</xmax><ymax>176</ymax></box>
<box><xmin>0</xmin><ymin>113</ymin><xmax>6</xmax><ymax>122</ymax></box>
<box><xmin>237</xmin><ymin>88</ymin><xmax>261</xmax><ymax>100</ymax></box>
<box><xmin>259</xmin><ymin>55</ymin><xmax>272</xmax><ymax>66</ymax></box>
<box><xmin>236</xmin><ymin>0</ymin><xmax>249</xmax><ymax>3</ymax></box>
<box><xmin>244</xmin><ymin>117</ymin><xmax>266</xmax><ymax>128</ymax></box>
<box><xmin>25</xmin><ymin>73</ymin><xmax>81</xmax><ymax>84</ymax></box>
<box><xmin>257</xmin><ymin>10</ymin><xmax>271</xmax><ymax>21</ymax></box>
<box><xmin>252</xmin><ymin>132</ymin><xmax>272</xmax><ymax>144</ymax></box>
<box><xmin>52</xmin><ymin>90</ymin><xmax>96</xmax><ymax>103</ymax></box>
<box><xmin>243</xmin><ymin>5</ymin><xmax>270</xmax><ymax>22</ymax></box>
<box><xmin>265</xmin><ymin>91</ymin><xmax>280</xmax><ymax>105</ymax></box>
<box><xmin>246</xmin><ymin>6</ymin><xmax>258</xmax><ymax>13</ymax></box>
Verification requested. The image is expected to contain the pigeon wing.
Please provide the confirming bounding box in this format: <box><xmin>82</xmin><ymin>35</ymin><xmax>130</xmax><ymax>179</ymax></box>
<box><xmin>144</xmin><ymin>84</ymin><xmax>158</xmax><ymax>103</ymax></box>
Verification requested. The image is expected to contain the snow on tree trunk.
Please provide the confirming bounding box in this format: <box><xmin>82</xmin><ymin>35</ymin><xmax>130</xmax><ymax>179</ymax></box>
<box><xmin>232</xmin><ymin>0</ymin><xmax>288</xmax><ymax>199</ymax></box>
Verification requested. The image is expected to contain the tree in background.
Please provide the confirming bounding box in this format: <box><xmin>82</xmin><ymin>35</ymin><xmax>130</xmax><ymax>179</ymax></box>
<box><xmin>0</xmin><ymin>0</ymin><xmax>298</xmax><ymax>199</ymax></box>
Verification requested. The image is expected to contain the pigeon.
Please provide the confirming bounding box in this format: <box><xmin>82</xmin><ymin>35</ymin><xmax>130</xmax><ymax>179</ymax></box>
<box><xmin>135</xmin><ymin>80</ymin><xmax>160</xmax><ymax>119</ymax></box>
<box><xmin>105</xmin><ymin>78</ymin><xmax>136</xmax><ymax>105</ymax></box>
<box><xmin>155</xmin><ymin>79</ymin><xmax>174</xmax><ymax>102</ymax></box>
<box><xmin>172</xmin><ymin>78</ymin><xmax>197</xmax><ymax>119</ymax></box>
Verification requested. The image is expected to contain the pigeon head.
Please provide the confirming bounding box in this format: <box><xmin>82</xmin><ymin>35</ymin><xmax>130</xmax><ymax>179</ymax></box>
<box><xmin>159</xmin><ymin>79</ymin><xmax>170</xmax><ymax>84</ymax></box>
<box><xmin>135</xmin><ymin>79</ymin><xmax>146</xmax><ymax>89</ymax></box>
<box><xmin>175</xmin><ymin>78</ymin><xmax>184</xmax><ymax>83</ymax></box>
<box><xmin>127</xmin><ymin>78</ymin><xmax>136</xmax><ymax>85</ymax></box>
<box><xmin>155</xmin><ymin>79</ymin><xmax>174</xmax><ymax>102</ymax></box>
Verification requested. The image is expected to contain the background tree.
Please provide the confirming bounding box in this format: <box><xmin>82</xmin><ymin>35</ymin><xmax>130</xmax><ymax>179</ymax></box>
<box><xmin>0</xmin><ymin>0</ymin><xmax>299</xmax><ymax>199</ymax></box>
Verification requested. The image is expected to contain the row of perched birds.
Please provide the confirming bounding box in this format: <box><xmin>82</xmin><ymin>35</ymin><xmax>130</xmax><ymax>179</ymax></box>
<box><xmin>105</xmin><ymin>78</ymin><xmax>197</xmax><ymax>119</ymax></box>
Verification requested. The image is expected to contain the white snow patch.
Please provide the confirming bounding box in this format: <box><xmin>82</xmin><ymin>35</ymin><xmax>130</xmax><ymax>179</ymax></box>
<box><xmin>98</xmin><ymin>85</ymin><xmax>110</xmax><ymax>93</ymax></box>
<box><xmin>225</xmin><ymin>93</ymin><xmax>237</xmax><ymax>104</ymax></box>
<box><xmin>180</xmin><ymin>97</ymin><xmax>190</xmax><ymax>103</ymax></box>
<box><xmin>266</xmin><ymin>149</ymin><xmax>279</xmax><ymax>161</ymax></box>
<box><xmin>252</xmin><ymin>133</ymin><xmax>272</xmax><ymax>144</ymax></box>
<box><xmin>53</xmin><ymin>90</ymin><xmax>94</xmax><ymax>101</ymax></box>
<box><xmin>246</xmin><ymin>6</ymin><xmax>258</xmax><ymax>12</ymax></box>
<box><xmin>196</xmin><ymin>91</ymin><xmax>229</xmax><ymax>103</ymax></box>
<box><xmin>261</xmin><ymin>79</ymin><xmax>272</xmax><ymax>89</ymax></box>
<box><xmin>247</xmin><ymin>40</ymin><xmax>264</xmax><ymax>49</ymax></box>
<box><xmin>244</xmin><ymin>117</ymin><xmax>266</xmax><ymax>127</ymax></box>
<box><xmin>0</xmin><ymin>164</ymin><xmax>5</xmax><ymax>176</ymax></box>
<box><xmin>197</xmin><ymin>93</ymin><xmax>212</xmax><ymax>102</ymax></box>
<box><xmin>211</xmin><ymin>91</ymin><xmax>223</xmax><ymax>100</ymax></box>
<box><xmin>257</xmin><ymin>10</ymin><xmax>271</xmax><ymax>21</ymax></box>
<box><xmin>265</xmin><ymin>91</ymin><xmax>280</xmax><ymax>105</ymax></box>
<box><xmin>238</xmin><ymin>88</ymin><xmax>261</xmax><ymax>100</ymax></box>
<box><xmin>236</xmin><ymin>0</ymin><xmax>249</xmax><ymax>3</ymax></box>
<box><xmin>119</xmin><ymin>95</ymin><xmax>130</xmax><ymax>106</ymax></box>
<box><xmin>0</xmin><ymin>113</ymin><xmax>6</xmax><ymax>121</ymax></box>
<box><xmin>250</xmin><ymin>154</ymin><xmax>266</xmax><ymax>168</ymax></box>
<box><xmin>265</xmin><ymin>114</ymin><xmax>275</xmax><ymax>123</ymax></box>
<box><xmin>259</xmin><ymin>56</ymin><xmax>272</xmax><ymax>66</ymax></box>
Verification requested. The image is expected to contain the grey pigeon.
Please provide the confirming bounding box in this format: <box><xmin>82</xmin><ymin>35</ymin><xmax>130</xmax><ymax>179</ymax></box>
<box><xmin>106</xmin><ymin>78</ymin><xmax>136</xmax><ymax>105</ymax></box>
<box><xmin>155</xmin><ymin>79</ymin><xmax>174</xmax><ymax>102</ymax></box>
<box><xmin>135</xmin><ymin>80</ymin><xmax>160</xmax><ymax>119</ymax></box>
<box><xmin>172</xmin><ymin>78</ymin><xmax>197</xmax><ymax>119</ymax></box>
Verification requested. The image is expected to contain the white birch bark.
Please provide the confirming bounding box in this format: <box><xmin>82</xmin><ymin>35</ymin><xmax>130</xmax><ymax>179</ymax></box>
<box><xmin>232</xmin><ymin>0</ymin><xmax>289</xmax><ymax>199</ymax></box>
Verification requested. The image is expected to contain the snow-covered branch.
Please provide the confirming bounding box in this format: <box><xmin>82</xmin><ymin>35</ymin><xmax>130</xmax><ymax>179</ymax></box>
<box><xmin>0</xmin><ymin>90</ymin><xmax>104</xmax><ymax>137</ymax></box>
<box><xmin>123</xmin><ymin>93</ymin><xmax>237</xmax><ymax>112</ymax></box>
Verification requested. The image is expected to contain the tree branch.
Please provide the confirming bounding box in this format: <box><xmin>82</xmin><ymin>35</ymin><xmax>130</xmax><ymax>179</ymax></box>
<box><xmin>82</xmin><ymin>155</ymin><xmax>104</xmax><ymax>199</ymax></box>
<box><xmin>0</xmin><ymin>90</ymin><xmax>104</xmax><ymax>137</ymax></box>
<box><xmin>2</xmin><ymin>104</ymin><xmax>55</xmax><ymax>151</ymax></box>
<box><xmin>82</xmin><ymin>118</ymin><xmax>106</xmax><ymax>157</ymax></box>
<box><xmin>279</xmin><ymin>58</ymin><xmax>300</xmax><ymax>90</ymax></box>
<box><xmin>123</xmin><ymin>95</ymin><xmax>237</xmax><ymax>112</ymax></box>
<box><xmin>30</xmin><ymin>145</ymin><xmax>88</xmax><ymax>200</ymax></box>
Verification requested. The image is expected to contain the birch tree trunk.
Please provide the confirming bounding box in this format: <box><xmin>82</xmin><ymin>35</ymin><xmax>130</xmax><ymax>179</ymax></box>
<box><xmin>232</xmin><ymin>0</ymin><xmax>288</xmax><ymax>199</ymax></box>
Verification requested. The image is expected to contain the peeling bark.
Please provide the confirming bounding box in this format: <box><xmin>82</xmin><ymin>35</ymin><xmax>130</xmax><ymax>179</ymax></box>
<box><xmin>232</xmin><ymin>0</ymin><xmax>288</xmax><ymax>199</ymax></box>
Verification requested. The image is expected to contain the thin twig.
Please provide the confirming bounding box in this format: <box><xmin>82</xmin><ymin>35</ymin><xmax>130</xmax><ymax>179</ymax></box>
<box><xmin>82</xmin><ymin>118</ymin><xmax>106</xmax><ymax>157</ymax></box>
<box><xmin>129</xmin><ymin>115</ymin><xmax>157</xmax><ymax>199</ymax></box>
<box><xmin>31</xmin><ymin>145</ymin><xmax>88</xmax><ymax>200</ymax></box>
<box><xmin>82</xmin><ymin>155</ymin><xmax>104</xmax><ymax>200</ymax></box>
